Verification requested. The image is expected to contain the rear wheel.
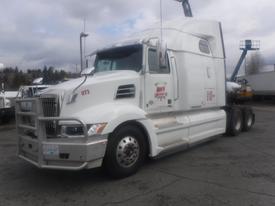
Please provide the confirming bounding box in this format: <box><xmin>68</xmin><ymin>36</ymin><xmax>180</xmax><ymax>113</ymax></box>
<box><xmin>226</xmin><ymin>107</ymin><xmax>243</xmax><ymax>136</ymax></box>
<box><xmin>242</xmin><ymin>107</ymin><xmax>254</xmax><ymax>132</ymax></box>
<box><xmin>103</xmin><ymin>125</ymin><xmax>147</xmax><ymax>178</ymax></box>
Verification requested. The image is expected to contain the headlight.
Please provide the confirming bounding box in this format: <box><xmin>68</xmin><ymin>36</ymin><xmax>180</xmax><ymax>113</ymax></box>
<box><xmin>87</xmin><ymin>123</ymin><xmax>107</xmax><ymax>136</ymax></box>
<box><xmin>61</xmin><ymin>123</ymin><xmax>107</xmax><ymax>138</ymax></box>
<box><xmin>61</xmin><ymin>125</ymin><xmax>84</xmax><ymax>136</ymax></box>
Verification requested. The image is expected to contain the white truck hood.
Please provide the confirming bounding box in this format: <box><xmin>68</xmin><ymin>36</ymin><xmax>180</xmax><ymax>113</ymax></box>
<box><xmin>41</xmin><ymin>70</ymin><xmax>141</xmax><ymax>121</ymax></box>
<box><xmin>43</xmin><ymin>70</ymin><xmax>138</xmax><ymax>93</ymax></box>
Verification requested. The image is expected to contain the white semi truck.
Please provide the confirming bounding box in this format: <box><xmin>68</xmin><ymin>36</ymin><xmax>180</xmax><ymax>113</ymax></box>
<box><xmin>0</xmin><ymin>92</ymin><xmax>14</xmax><ymax>124</ymax></box>
<box><xmin>15</xmin><ymin>19</ymin><xmax>254</xmax><ymax>177</ymax></box>
<box><xmin>0</xmin><ymin>84</ymin><xmax>49</xmax><ymax>124</ymax></box>
<box><xmin>0</xmin><ymin>86</ymin><xmax>18</xmax><ymax>124</ymax></box>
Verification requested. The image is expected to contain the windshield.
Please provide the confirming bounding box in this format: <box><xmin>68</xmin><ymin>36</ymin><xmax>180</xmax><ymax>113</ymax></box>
<box><xmin>94</xmin><ymin>44</ymin><xmax>143</xmax><ymax>73</ymax></box>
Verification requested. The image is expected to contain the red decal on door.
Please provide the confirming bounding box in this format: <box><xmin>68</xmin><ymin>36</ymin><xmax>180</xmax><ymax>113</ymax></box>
<box><xmin>155</xmin><ymin>82</ymin><xmax>167</xmax><ymax>101</ymax></box>
<box><xmin>207</xmin><ymin>90</ymin><xmax>215</xmax><ymax>102</ymax></box>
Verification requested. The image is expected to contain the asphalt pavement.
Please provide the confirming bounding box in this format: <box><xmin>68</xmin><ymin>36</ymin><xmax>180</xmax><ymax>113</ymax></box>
<box><xmin>1</xmin><ymin>107</ymin><xmax>275</xmax><ymax>206</ymax></box>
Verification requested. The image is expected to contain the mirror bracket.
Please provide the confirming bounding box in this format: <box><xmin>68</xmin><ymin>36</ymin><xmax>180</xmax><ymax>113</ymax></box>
<box><xmin>80</xmin><ymin>67</ymin><xmax>95</xmax><ymax>76</ymax></box>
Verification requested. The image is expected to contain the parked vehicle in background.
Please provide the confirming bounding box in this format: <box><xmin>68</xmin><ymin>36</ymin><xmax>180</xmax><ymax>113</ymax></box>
<box><xmin>19</xmin><ymin>85</ymin><xmax>50</xmax><ymax>98</ymax></box>
<box><xmin>0</xmin><ymin>85</ymin><xmax>49</xmax><ymax>124</ymax></box>
<box><xmin>238</xmin><ymin>71</ymin><xmax>275</xmax><ymax>99</ymax></box>
<box><xmin>0</xmin><ymin>90</ymin><xmax>18</xmax><ymax>124</ymax></box>
<box><xmin>0</xmin><ymin>80</ymin><xmax>49</xmax><ymax>124</ymax></box>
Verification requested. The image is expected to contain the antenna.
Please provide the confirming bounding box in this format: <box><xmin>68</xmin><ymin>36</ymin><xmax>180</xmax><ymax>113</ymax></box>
<box><xmin>158</xmin><ymin>0</ymin><xmax>167</xmax><ymax>67</ymax></box>
<box><xmin>159</xmin><ymin>0</ymin><xmax>163</xmax><ymax>47</ymax></box>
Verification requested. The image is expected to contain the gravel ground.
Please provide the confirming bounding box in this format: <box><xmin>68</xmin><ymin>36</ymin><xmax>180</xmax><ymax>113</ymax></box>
<box><xmin>1</xmin><ymin>107</ymin><xmax>275</xmax><ymax>206</ymax></box>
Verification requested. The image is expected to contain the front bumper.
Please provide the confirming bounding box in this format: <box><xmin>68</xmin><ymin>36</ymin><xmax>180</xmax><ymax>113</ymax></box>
<box><xmin>15</xmin><ymin>98</ymin><xmax>108</xmax><ymax>170</ymax></box>
<box><xmin>18</xmin><ymin>135</ymin><xmax>108</xmax><ymax>170</ymax></box>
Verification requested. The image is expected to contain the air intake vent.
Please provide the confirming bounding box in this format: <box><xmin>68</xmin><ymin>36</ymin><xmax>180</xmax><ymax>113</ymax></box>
<box><xmin>116</xmin><ymin>84</ymin><xmax>135</xmax><ymax>99</ymax></box>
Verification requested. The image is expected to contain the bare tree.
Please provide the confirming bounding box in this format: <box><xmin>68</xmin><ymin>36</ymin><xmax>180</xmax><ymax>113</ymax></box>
<box><xmin>245</xmin><ymin>52</ymin><xmax>263</xmax><ymax>75</ymax></box>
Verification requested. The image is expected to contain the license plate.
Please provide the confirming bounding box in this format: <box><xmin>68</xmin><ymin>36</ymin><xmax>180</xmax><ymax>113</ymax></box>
<box><xmin>43</xmin><ymin>144</ymin><xmax>59</xmax><ymax>156</ymax></box>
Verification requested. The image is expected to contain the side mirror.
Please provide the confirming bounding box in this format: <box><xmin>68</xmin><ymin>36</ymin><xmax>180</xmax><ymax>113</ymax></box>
<box><xmin>157</xmin><ymin>40</ymin><xmax>167</xmax><ymax>68</ymax></box>
<box><xmin>32</xmin><ymin>77</ymin><xmax>43</xmax><ymax>85</ymax></box>
<box><xmin>80</xmin><ymin>67</ymin><xmax>95</xmax><ymax>76</ymax></box>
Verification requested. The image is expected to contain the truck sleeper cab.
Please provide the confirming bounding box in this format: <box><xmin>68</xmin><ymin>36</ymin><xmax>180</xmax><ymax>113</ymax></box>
<box><xmin>15</xmin><ymin>19</ymin><xmax>252</xmax><ymax>177</ymax></box>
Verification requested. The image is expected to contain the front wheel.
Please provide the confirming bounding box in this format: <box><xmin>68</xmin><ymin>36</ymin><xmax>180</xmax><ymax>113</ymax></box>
<box><xmin>103</xmin><ymin>125</ymin><xmax>147</xmax><ymax>178</ymax></box>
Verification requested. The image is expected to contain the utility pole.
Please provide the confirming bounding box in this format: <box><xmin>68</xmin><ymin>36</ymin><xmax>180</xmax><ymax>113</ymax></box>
<box><xmin>0</xmin><ymin>63</ymin><xmax>4</xmax><ymax>93</ymax></box>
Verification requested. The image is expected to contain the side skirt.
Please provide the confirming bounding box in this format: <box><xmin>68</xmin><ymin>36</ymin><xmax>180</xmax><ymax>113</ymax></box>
<box><xmin>152</xmin><ymin>135</ymin><xmax>221</xmax><ymax>160</ymax></box>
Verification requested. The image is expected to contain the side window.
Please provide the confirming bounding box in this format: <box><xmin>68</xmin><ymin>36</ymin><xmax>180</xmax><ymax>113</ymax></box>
<box><xmin>148</xmin><ymin>49</ymin><xmax>158</xmax><ymax>73</ymax></box>
<box><xmin>148</xmin><ymin>49</ymin><xmax>170</xmax><ymax>74</ymax></box>
<box><xmin>199</xmin><ymin>40</ymin><xmax>211</xmax><ymax>54</ymax></box>
<box><xmin>97</xmin><ymin>60</ymin><xmax>112</xmax><ymax>71</ymax></box>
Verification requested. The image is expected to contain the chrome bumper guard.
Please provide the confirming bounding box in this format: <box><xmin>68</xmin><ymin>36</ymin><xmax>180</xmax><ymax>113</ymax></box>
<box><xmin>15</xmin><ymin>98</ymin><xmax>107</xmax><ymax>170</ymax></box>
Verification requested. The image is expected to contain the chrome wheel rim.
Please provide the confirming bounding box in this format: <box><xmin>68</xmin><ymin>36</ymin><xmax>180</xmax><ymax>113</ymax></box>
<box><xmin>235</xmin><ymin>116</ymin><xmax>241</xmax><ymax>131</ymax></box>
<box><xmin>116</xmin><ymin>136</ymin><xmax>140</xmax><ymax>168</ymax></box>
<box><xmin>247</xmin><ymin>114</ymin><xmax>253</xmax><ymax>127</ymax></box>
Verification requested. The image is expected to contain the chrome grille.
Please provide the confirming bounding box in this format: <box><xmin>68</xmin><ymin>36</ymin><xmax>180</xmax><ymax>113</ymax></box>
<box><xmin>40</xmin><ymin>96</ymin><xmax>60</xmax><ymax>138</ymax></box>
<box><xmin>41</xmin><ymin>97</ymin><xmax>59</xmax><ymax>117</ymax></box>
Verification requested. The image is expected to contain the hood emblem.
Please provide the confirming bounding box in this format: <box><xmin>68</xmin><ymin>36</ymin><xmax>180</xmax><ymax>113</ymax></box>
<box><xmin>81</xmin><ymin>89</ymin><xmax>90</xmax><ymax>96</ymax></box>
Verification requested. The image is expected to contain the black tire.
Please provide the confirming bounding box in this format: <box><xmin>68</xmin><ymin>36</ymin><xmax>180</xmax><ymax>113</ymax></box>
<box><xmin>226</xmin><ymin>107</ymin><xmax>243</xmax><ymax>136</ymax></box>
<box><xmin>0</xmin><ymin>114</ymin><xmax>8</xmax><ymax>124</ymax></box>
<box><xmin>242</xmin><ymin>107</ymin><xmax>254</xmax><ymax>132</ymax></box>
<box><xmin>103</xmin><ymin>125</ymin><xmax>147</xmax><ymax>178</ymax></box>
<box><xmin>2</xmin><ymin>115</ymin><xmax>10</xmax><ymax>124</ymax></box>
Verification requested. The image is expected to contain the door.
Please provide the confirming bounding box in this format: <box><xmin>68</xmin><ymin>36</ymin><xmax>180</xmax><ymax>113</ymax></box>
<box><xmin>145</xmin><ymin>48</ymin><xmax>174</xmax><ymax>113</ymax></box>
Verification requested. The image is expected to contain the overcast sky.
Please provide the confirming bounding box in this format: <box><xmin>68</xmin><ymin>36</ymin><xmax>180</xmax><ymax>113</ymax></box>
<box><xmin>0</xmin><ymin>0</ymin><xmax>274</xmax><ymax>74</ymax></box>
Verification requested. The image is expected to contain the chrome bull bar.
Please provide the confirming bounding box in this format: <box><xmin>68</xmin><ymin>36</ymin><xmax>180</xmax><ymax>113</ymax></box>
<box><xmin>15</xmin><ymin>98</ymin><xmax>89</xmax><ymax>139</ymax></box>
<box><xmin>15</xmin><ymin>98</ymin><xmax>104</xmax><ymax>171</ymax></box>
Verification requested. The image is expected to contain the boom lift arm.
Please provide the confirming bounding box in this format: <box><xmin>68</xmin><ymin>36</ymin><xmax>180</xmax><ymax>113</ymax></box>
<box><xmin>174</xmin><ymin>0</ymin><xmax>193</xmax><ymax>17</ymax></box>
<box><xmin>230</xmin><ymin>40</ymin><xmax>260</xmax><ymax>82</ymax></box>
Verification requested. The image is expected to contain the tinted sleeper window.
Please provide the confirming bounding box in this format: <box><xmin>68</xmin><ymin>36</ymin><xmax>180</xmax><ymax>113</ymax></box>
<box><xmin>199</xmin><ymin>40</ymin><xmax>211</xmax><ymax>54</ymax></box>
